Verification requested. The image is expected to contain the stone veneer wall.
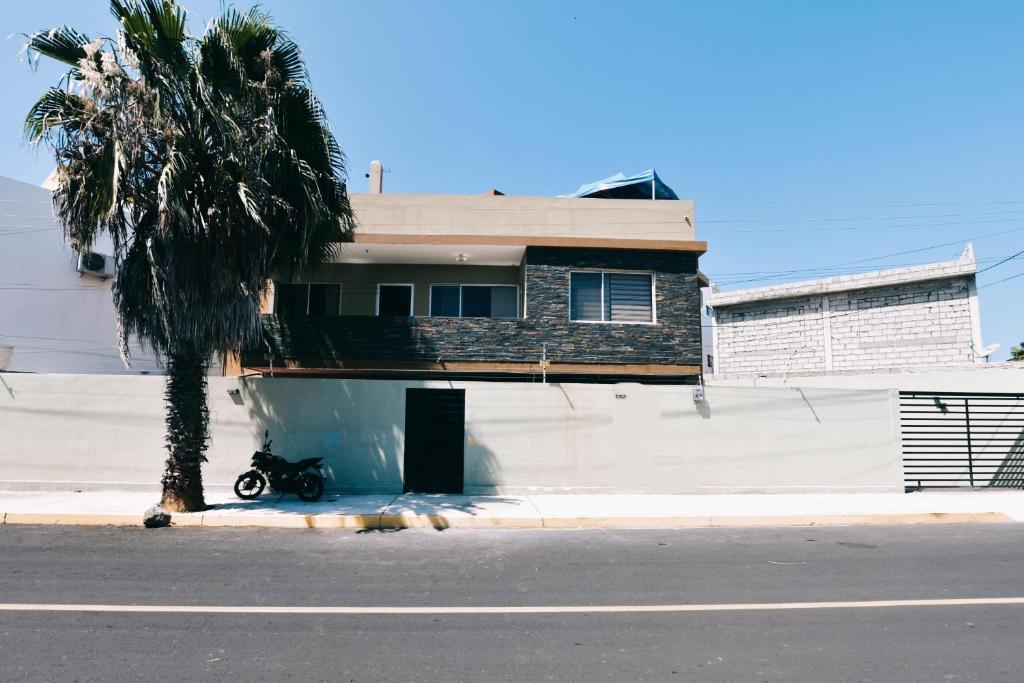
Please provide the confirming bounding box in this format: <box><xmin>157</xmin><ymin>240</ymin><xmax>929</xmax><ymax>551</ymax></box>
<box><xmin>254</xmin><ymin>247</ymin><xmax>702</xmax><ymax>370</ymax></box>
<box><xmin>712</xmin><ymin>274</ymin><xmax>978</xmax><ymax>378</ymax></box>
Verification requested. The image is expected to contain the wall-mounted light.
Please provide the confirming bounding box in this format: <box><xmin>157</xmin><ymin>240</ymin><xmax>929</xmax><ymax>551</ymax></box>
<box><xmin>455</xmin><ymin>253</ymin><xmax>469</xmax><ymax>262</ymax></box>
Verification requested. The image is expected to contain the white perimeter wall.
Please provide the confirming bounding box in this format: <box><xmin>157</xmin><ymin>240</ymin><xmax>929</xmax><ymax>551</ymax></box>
<box><xmin>0</xmin><ymin>374</ymin><xmax>901</xmax><ymax>494</ymax></box>
<box><xmin>709</xmin><ymin>363</ymin><xmax>1024</xmax><ymax>392</ymax></box>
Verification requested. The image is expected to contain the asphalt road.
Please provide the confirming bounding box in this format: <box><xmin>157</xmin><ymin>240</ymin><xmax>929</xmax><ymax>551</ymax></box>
<box><xmin>1</xmin><ymin>524</ymin><xmax>1023</xmax><ymax>682</ymax></box>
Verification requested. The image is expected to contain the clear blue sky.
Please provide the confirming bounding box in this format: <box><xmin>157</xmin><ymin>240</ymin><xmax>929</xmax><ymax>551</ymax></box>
<box><xmin>3</xmin><ymin>1</ymin><xmax>1022</xmax><ymax>359</ymax></box>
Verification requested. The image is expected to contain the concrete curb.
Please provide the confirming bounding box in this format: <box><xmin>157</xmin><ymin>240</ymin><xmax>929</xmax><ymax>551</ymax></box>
<box><xmin>0</xmin><ymin>510</ymin><xmax>1014</xmax><ymax>529</ymax></box>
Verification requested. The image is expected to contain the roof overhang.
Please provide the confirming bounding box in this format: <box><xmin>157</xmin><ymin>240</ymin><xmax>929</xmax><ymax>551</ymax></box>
<box><xmin>349</xmin><ymin>232</ymin><xmax>706</xmax><ymax>255</ymax></box>
<box><xmin>335</xmin><ymin>241</ymin><xmax>525</xmax><ymax>266</ymax></box>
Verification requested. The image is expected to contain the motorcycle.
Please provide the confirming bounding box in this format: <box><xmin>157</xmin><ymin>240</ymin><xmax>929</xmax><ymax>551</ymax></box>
<box><xmin>233</xmin><ymin>431</ymin><xmax>326</xmax><ymax>502</ymax></box>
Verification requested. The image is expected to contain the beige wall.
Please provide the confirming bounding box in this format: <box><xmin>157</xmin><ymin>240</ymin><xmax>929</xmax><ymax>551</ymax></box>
<box><xmin>284</xmin><ymin>264</ymin><xmax>522</xmax><ymax>316</ymax></box>
<box><xmin>349</xmin><ymin>193</ymin><xmax>696</xmax><ymax>242</ymax></box>
<box><xmin>0</xmin><ymin>374</ymin><xmax>901</xmax><ymax>494</ymax></box>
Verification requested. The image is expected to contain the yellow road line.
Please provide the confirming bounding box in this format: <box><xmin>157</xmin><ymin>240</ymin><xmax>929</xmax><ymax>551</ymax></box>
<box><xmin>1</xmin><ymin>597</ymin><xmax>1023</xmax><ymax>615</ymax></box>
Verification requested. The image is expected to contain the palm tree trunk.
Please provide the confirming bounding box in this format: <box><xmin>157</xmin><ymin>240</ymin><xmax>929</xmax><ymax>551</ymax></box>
<box><xmin>160</xmin><ymin>352</ymin><xmax>210</xmax><ymax>512</ymax></box>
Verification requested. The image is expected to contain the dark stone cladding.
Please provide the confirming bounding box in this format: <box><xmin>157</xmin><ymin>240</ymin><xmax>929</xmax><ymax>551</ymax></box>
<box><xmin>251</xmin><ymin>247</ymin><xmax>702</xmax><ymax>369</ymax></box>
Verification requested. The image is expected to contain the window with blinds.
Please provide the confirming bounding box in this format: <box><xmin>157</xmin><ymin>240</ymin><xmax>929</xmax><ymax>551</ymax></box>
<box><xmin>570</xmin><ymin>272</ymin><xmax>654</xmax><ymax>323</ymax></box>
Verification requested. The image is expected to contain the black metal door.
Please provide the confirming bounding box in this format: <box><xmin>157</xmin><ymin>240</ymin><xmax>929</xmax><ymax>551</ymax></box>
<box><xmin>404</xmin><ymin>389</ymin><xmax>466</xmax><ymax>493</ymax></box>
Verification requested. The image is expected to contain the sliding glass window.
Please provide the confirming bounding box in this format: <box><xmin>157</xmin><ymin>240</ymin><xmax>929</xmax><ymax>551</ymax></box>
<box><xmin>429</xmin><ymin>284</ymin><xmax>519</xmax><ymax>318</ymax></box>
<box><xmin>275</xmin><ymin>283</ymin><xmax>342</xmax><ymax>317</ymax></box>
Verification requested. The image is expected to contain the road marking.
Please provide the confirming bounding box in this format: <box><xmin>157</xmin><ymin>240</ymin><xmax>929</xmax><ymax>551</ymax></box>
<box><xmin>1</xmin><ymin>597</ymin><xmax>1023</xmax><ymax>615</ymax></box>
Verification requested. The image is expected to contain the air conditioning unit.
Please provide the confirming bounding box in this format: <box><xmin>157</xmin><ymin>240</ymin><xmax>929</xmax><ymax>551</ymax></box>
<box><xmin>76</xmin><ymin>251</ymin><xmax>115</xmax><ymax>279</ymax></box>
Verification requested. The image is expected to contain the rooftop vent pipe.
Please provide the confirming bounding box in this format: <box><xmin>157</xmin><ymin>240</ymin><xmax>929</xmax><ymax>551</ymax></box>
<box><xmin>368</xmin><ymin>160</ymin><xmax>383</xmax><ymax>193</ymax></box>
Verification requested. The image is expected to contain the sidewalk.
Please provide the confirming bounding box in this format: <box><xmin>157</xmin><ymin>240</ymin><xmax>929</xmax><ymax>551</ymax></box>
<box><xmin>2</xmin><ymin>489</ymin><xmax>1024</xmax><ymax>529</ymax></box>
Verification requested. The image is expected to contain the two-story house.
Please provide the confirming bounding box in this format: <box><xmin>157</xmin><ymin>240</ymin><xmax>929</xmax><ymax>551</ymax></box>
<box><xmin>232</xmin><ymin>168</ymin><xmax>707</xmax><ymax>384</ymax></box>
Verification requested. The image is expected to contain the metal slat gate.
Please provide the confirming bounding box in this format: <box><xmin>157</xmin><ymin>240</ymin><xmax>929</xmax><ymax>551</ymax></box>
<box><xmin>900</xmin><ymin>391</ymin><xmax>1024</xmax><ymax>489</ymax></box>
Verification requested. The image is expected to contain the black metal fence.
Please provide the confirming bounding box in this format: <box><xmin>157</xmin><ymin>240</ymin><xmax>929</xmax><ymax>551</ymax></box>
<box><xmin>901</xmin><ymin>391</ymin><xmax>1024</xmax><ymax>489</ymax></box>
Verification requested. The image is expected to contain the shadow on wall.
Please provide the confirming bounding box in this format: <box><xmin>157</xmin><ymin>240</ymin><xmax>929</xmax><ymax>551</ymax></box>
<box><xmin>240</xmin><ymin>377</ymin><xmax>405</xmax><ymax>494</ymax></box>
<box><xmin>464</xmin><ymin>424</ymin><xmax>504</xmax><ymax>493</ymax></box>
<box><xmin>990</xmin><ymin>426</ymin><xmax>1024</xmax><ymax>488</ymax></box>
<box><xmin>237</xmin><ymin>377</ymin><xmax>506</xmax><ymax>495</ymax></box>
<box><xmin>240</xmin><ymin>314</ymin><xmax>443</xmax><ymax>493</ymax></box>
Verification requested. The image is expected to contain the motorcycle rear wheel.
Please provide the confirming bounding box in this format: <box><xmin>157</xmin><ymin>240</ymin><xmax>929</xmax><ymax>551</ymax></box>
<box><xmin>295</xmin><ymin>473</ymin><xmax>325</xmax><ymax>502</ymax></box>
<box><xmin>233</xmin><ymin>471</ymin><xmax>267</xmax><ymax>500</ymax></box>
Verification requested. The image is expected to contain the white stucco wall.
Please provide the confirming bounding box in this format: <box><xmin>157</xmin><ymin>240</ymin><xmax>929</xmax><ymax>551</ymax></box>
<box><xmin>0</xmin><ymin>374</ymin><xmax>901</xmax><ymax>494</ymax></box>
<box><xmin>709</xmin><ymin>361</ymin><xmax>1024</xmax><ymax>392</ymax></box>
<box><xmin>0</xmin><ymin>176</ymin><xmax>162</xmax><ymax>374</ymax></box>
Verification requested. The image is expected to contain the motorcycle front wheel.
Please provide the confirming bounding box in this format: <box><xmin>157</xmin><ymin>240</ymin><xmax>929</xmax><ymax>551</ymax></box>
<box><xmin>233</xmin><ymin>471</ymin><xmax>267</xmax><ymax>500</ymax></box>
<box><xmin>295</xmin><ymin>473</ymin><xmax>325</xmax><ymax>502</ymax></box>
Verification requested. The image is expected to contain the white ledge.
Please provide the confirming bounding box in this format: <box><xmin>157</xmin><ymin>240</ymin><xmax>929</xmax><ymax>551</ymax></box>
<box><xmin>709</xmin><ymin>244</ymin><xmax>976</xmax><ymax>307</ymax></box>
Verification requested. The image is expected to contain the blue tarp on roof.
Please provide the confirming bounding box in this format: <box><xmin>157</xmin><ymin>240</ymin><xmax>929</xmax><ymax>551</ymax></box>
<box><xmin>561</xmin><ymin>168</ymin><xmax>679</xmax><ymax>200</ymax></box>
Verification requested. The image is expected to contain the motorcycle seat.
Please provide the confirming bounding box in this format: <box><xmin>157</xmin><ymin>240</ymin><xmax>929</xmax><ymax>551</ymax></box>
<box><xmin>296</xmin><ymin>457</ymin><xmax>324</xmax><ymax>467</ymax></box>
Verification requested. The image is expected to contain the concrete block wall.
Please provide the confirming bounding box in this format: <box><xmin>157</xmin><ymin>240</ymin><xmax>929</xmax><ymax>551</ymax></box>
<box><xmin>827</xmin><ymin>277</ymin><xmax>975</xmax><ymax>372</ymax></box>
<box><xmin>712</xmin><ymin>275</ymin><xmax>979</xmax><ymax>378</ymax></box>
<box><xmin>712</xmin><ymin>295</ymin><xmax>828</xmax><ymax>377</ymax></box>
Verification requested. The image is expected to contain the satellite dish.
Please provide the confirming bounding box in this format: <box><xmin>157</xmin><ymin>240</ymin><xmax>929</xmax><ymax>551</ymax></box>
<box><xmin>974</xmin><ymin>342</ymin><xmax>999</xmax><ymax>358</ymax></box>
<box><xmin>970</xmin><ymin>342</ymin><xmax>1003</xmax><ymax>358</ymax></box>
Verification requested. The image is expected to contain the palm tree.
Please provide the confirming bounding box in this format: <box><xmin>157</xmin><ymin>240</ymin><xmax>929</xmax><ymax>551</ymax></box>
<box><xmin>24</xmin><ymin>0</ymin><xmax>354</xmax><ymax>512</ymax></box>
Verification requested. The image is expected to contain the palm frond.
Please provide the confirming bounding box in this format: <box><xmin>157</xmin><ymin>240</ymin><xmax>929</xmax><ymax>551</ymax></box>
<box><xmin>23</xmin><ymin>25</ymin><xmax>92</xmax><ymax>69</ymax></box>
<box><xmin>24</xmin><ymin>88</ymin><xmax>90</xmax><ymax>143</ymax></box>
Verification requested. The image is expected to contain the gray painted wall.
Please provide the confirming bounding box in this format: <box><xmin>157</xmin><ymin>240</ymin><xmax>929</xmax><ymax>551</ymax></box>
<box><xmin>0</xmin><ymin>374</ymin><xmax>900</xmax><ymax>494</ymax></box>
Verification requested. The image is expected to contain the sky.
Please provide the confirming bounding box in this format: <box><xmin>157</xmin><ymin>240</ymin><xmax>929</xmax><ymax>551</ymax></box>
<box><xmin>2</xmin><ymin>0</ymin><xmax>1022</xmax><ymax>359</ymax></box>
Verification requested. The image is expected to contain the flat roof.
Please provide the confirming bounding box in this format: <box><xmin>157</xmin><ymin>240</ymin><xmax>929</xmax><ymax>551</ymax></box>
<box><xmin>708</xmin><ymin>245</ymin><xmax>977</xmax><ymax>307</ymax></box>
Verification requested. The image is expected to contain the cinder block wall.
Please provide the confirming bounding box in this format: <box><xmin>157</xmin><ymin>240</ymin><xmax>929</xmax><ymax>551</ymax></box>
<box><xmin>713</xmin><ymin>275</ymin><xmax>978</xmax><ymax>378</ymax></box>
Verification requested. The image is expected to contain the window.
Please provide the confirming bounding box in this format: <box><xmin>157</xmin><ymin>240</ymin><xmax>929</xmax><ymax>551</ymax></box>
<box><xmin>276</xmin><ymin>283</ymin><xmax>309</xmax><ymax>317</ymax></box>
<box><xmin>429</xmin><ymin>284</ymin><xmax>519</xmax><ymax>318</ymax></box>
<box><xmin>275</xmin><ymin>283</ymin><xmax>341</xmax><ymax>317</ymax></box>
<box><xmin>430</xmin><ymin>285</ymin><xmax>461</xmax><ymax>317</ymax></box>
<box><xmin>308</xmin><ymin>284</ymin><xmax>342</xmax><ymax>316</ymax></box>
<box><xmin>570</xmin><ymin>272</ymin><xmax>654</xmax><ymax>323</ymax></box>
<box><xmin>377</xmin><ymin>284</ymin><xmax>414</xmax><ymax>316</ymax></box>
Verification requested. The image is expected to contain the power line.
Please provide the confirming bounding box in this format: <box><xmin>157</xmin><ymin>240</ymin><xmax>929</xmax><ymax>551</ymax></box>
<box><xmin>706</xmin><ymin>225</ymin><xmax>1024</xmax><ymax>286</ymax></box>
<box><xmin>700</xmin><ymin>199</ymin><xmax>1024</xmax><ymax>210</ymax></box>
<box><xmin>701</xmin><ymin>209</ymin><xmax>1024</xmax><ymax>224</ymax></box>
<box><xmin>975</xmin><ymin>247</ymin><xmax>1024</xmax><ymax>275</ymax></box>
<box><xmin>704</xmin><ymin>225</ymin><xmax>1024</xmax><ymax>280</ymax></box>
<box><xmin>710</xmin><ymin>255</ymin><xmax>1015</xmax><ymax>287</ymax></box>
<box><xmin>978</xmin><ymin>269</ymin><xmax>1024</xmax><ymax>290</ymax></box>
<box><xmin>704</xmin><ymin>269</ymin><xmax>1023</xmax><ymax>330</ymax></box>
<box><xmin>703</xmin><ymin>217</ymin><xmax>1024</xmax><ymax>234</ymax></box>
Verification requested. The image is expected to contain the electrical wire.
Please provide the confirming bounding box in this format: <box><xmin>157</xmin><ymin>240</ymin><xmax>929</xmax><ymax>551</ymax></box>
<box><xmin>705</xmin><ymin>262</ymin><xmax>1024</xmax><ymax>330</ymax></box>
<box><xmin>974</xmin><ymin>247</ymin><xmax>1024</xmax><ymax>275</ymax></box>
<box><xmin>700</xmin><ymin>199</ymin><xmax>1024</xmax><ymax>210</ymax></box>
<box><xmin>700</xmin><ymin>209</ymin><xmax>1024</xmax><ymax>224</ymax></box>
<box><xmin>704</xmin><ymin>225</ymin><xmax>1024</xmax><ymax>280</ymax></box>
